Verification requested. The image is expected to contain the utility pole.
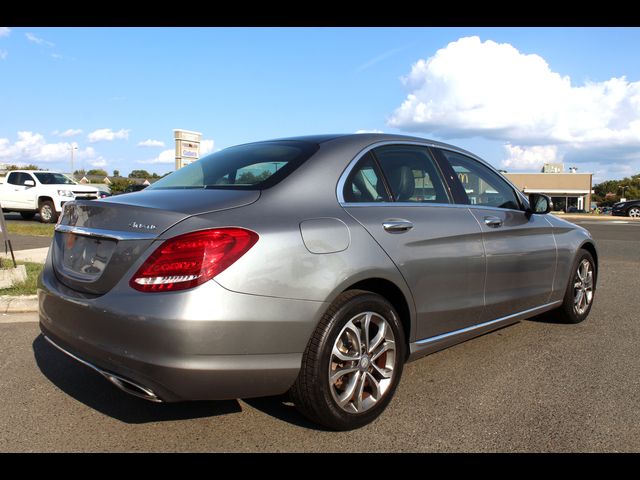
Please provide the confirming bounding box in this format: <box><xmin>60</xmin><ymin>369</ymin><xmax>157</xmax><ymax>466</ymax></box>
<box><xmin>69</xmin><ymin>144</ymin><xmax>78</xmax><ymax>176</ymax></box>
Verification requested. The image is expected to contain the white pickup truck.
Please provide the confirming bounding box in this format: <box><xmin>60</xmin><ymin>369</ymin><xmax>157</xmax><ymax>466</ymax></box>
<box><xmin>0</xmin><ymin>170</ymin><xmax>100</xmax><ymax>223</ymax></box>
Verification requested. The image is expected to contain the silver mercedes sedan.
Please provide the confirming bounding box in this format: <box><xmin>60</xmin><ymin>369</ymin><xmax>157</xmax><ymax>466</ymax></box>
<box><xmin>39</xmin><ymin>134</ymin><xmax>597</xmax><ymax>430</ymax></box>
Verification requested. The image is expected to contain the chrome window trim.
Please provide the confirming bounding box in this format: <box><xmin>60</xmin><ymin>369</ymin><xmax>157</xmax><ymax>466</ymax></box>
<box><xmin>337</xmin><ymin>140</ymin><xmax>530</xmax><ymax>210</ymax></box>
<box><xmin>55</xmin><ymin>223</ymin><xmax>158</xmax><ymax>241</ymax></box>
<box><xmin>337</xmin><ymin>140</ymin><xmax>445</xmax><ymax>205</ymax></box>
<box><xmin>340</xmin><ymin>201</ymin><xmax>527</xmax><ymax>215</ymax></box>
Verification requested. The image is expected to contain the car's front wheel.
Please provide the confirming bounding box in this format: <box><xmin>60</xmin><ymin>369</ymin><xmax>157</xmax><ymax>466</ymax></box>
<box><xmin>554</xmin><ymin>249</ymin><xmax>596</xmax><ymax>324</ymax></box>
<box><xmin>290</xmin><ymin>290</ymin><xmax>406</xmax><ymax>431</ymax></box>
<box><xmin>628</xmin><ymin>206</ymin><xmax>640</xmax><ymax>218</ymax></box>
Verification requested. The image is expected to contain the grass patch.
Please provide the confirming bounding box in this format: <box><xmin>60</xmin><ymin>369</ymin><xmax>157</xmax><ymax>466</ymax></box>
<box><xmin>0</xmin><ymin>261</ymin><xmax>43</xmax><ymax>296</ymax></box>
<box><xmin>5</xmin><ymin>221</ymin><xmax>55</xmax><ymax>237</ymax></box>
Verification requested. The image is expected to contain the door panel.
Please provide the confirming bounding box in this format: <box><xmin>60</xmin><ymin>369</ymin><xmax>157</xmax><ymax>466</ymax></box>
<box><xmin>435</xmin><ymin>148</ymin><xmax>557</xmax><ymax>320</ymax></box>
<box><xmin>468</xmin><ymin>207</ymin><xmax>556</xmax><ymax>319</ymax></box>
<box><xmin>345</xmin><ymin>205</ymin><xmax>486</xmax><ymax>340</ymax></box>
<box><xmin>3</xmin><ymin>172</ymin><xmax>34</xmax><ymax>209</ymax></box>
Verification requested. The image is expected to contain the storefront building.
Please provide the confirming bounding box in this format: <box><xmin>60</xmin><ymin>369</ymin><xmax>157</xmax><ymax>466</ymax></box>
<box><xmin>505</xmin><ymin>171</ymin><xmax>593</xmax><ymax>212</ymax></box>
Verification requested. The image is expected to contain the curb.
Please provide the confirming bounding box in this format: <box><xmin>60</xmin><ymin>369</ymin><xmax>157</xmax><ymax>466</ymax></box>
<box><xmin>0</xmin><ymin>295</ymin><xmax>39</xmax><ymax>313</ymax></box>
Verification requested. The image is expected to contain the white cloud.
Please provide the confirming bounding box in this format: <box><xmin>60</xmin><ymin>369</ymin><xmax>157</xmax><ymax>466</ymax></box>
<box><xmin>88</xmin><ymin>157</ymin><xmax>108</xmax><ymax>168</ymax></box>
<box><xmin>26</xmin><ymin>32</ymin><xmax>55</xmax><ymax>47</ymax></box>
<box><xmin>56</xmin><ymin>128</ymin><xmax>83</xmax><ymax>138</ymax></box>
<box><xmin>388</xmin><ymin>36</ymin><xmax>640</xmax><ymax>170</ymax></box>
<box><xmin>0</xmin><ymin>50</ymin><xmax>7</xmax><ymax>61</ymax></box>
<box><xmin>502</xmin><ymin>144</ymin><xmax>562</xmax><ymax>171</ymax></box>
<box><xmin>0</xmin><ymin>27</ymin><xmax>10</xmax><ymax>38</ymax></box>
<box><xmin>87</xmin><ymin>128</ymin><xmax>130</xmax><ymax>143</ymax></box>
<box><xmin>200</xmin><ymin>139</ymin><xmax>215</xmax><ymax>155</ymax></box>
<box><xmin>139</xmin><ymin>148</ymin><xmax>175</xmax><ymax>165</ymax></box>
<box><xmin>0</xmin><ymin>131</ymin><xmax>92</xmax><ymax>164</ymax></box>
<box><xmin>137</xmin><ymin>139</ymin><xmax>165</xmax><ymax>148</ymax></box>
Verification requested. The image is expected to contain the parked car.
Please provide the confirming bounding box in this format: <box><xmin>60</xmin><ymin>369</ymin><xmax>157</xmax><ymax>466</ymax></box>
<box><xmin>39</xmin><ymin>134</ymin><xmax>598</xmax><ymax>430</ymax></box>
<box><xmin>0</xmin><ymin>170</ymin><xmax>99</xmax><ymax>223</ymax></box>
<box><xmin>566</xmin><ymin>206</ymin><xmax>587</xmax><ymax>214</ymax></box>
<box><xmin>612</xmin><ymin>199</ymin><xmax>640</xmax><ymax>218</ymax></box>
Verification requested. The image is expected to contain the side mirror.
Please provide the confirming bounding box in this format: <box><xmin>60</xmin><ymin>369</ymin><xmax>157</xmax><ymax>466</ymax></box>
<box><xmin>528</xmin><ymin>193</ymin><xmax>552</xmax><ymax>215</ymax></box>
<box><xmin>23</xmin><ymin>179</ymin><xmax>36</xmax><ymax>187</ymax></box>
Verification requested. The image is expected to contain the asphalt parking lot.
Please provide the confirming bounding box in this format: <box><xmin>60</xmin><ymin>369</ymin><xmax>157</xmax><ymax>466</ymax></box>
<box><xmin>0</xmin><ymin>218</ymin><xmax>639</xmax><ymax>452</ymax></box>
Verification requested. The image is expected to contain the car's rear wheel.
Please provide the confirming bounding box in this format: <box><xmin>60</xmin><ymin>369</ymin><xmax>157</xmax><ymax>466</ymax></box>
<box><xmin>554</xmin><ymin>250</ymin><xmax>596</xmax><ymax>324</ymax></box>
<box><xmin>290</xmin><ymin>290</ymin><xmax>405</xmax><ymax>430</ymax></box>
<box><xmin>629</xmin><ymin>206</ymin><xmax>640</xmax><ymax>218</ymax></box>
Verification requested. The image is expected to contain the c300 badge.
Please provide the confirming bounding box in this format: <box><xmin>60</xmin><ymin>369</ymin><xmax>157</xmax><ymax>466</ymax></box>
<box><xmin>129</xmin><ymin>221</ymin><xmax>157</xmax><ymax>231</ymax></box>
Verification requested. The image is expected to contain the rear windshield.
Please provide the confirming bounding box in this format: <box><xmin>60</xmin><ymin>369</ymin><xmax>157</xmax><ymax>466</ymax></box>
<box><xmin>148</xmin><ymin>140</ymin><xmax>319</xmax><ymax>191</ymax></box>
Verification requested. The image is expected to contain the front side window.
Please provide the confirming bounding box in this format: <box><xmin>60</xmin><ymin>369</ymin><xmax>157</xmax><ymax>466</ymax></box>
<box><xmin>149</xmin><ymin>140</ymin><xmax>319</xmax><ymax>190</ymax></box>
<box><xmin>441</xmin><ymin>150</ymin><xmax>521</xmax><ymax>210</ymax></box>
<box><xmin>372</xmin><ymin>145</ymin><xmax>451</xmax><ymax>204</ymax></box>
<box><xmin>7</xmin><ymin>172</ymin><xmax>21</xmax><ymax>185</ymax></box>
<box><xmin>7</xmin><ymin>172</ymin><xmax>34</xmax><ymax>186</ymax></box>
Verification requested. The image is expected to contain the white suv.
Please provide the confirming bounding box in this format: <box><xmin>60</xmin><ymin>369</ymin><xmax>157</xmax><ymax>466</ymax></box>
<box><xmin>0</xmin><ymin>170</ymin><xmax>100</xmax><ymax>223</ymax></box>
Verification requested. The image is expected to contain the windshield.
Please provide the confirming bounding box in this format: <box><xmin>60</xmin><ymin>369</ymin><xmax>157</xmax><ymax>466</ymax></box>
<box><xmin>34</xmin><ymin>172</ymin><xmax>76</xmax><ymax>185</ymax></box>
<box><xmin>149</xmin><ymin>140</ymin><xmax>319</xmax><ymax>190</ymax></box>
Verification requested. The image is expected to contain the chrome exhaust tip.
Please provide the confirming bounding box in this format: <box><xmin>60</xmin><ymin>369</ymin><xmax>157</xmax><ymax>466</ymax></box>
<box><xmin>102</xmin><ymin>372</ymin><xmax>162</xmax><ymax>403</ymax></box>
<box><xmin>44</xmin><ymin>335</ymin><xmax>163</xmax><ymax>403</ymax></box>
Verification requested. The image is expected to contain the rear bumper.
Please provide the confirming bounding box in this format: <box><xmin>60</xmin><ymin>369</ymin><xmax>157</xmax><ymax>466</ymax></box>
<box><xmin>38</xmin><ymin>259</ymin><xmax>328</xmax><ymax>402</ymax></box>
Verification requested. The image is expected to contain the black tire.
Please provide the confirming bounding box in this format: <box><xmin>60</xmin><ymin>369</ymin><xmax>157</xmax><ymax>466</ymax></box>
<box><xmin>39</xmin><ymin>201</ymin><xmax>58</xmax><ymax>224</ymax></box>
<box><xmin>20</xmin><ymin>212</ymin><xmax>36</xmax><ymax>220</ymax></box>
<box><xmin>290</xmin><ymin>289</ymin><xmax>406</xmax><ymax>431</ymax></box>
<box><xmin>628</xmin><ymin>206</ymin><xmax>640</xmax><ymax>218</ymax></box>
<box><xmin>554</xmin><ymin>250</ymin><xmax>596</xmax><ymax>324</ymax></box>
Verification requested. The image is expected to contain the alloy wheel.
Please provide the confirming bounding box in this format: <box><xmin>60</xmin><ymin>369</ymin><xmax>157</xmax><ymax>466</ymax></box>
<box><xmin>629</xmin><ymin>207</ymin><xmax>640</xmax><ymax>218</ymax></box>
<box><xmin>573</xmin><ymin>259</ymin><xmax>594</xmax><ymax>316</ymax></box>
<box><xmin>41</xmin><ymin>205</ymin><xmax>53</xmax><ymax>222</ymax></box>
<box><xmin>329</xmin><ymin>311</ymin><xmax>397</xmax><ymax>414</ymax></box>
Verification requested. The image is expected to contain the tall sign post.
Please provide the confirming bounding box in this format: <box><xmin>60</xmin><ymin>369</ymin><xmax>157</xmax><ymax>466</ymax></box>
<box><xmin>0</xmin><ymin>203</ymin><xmax>16</xmax><ymax>267</ymax></box>
<box><xmin>174</xmin><ymin>129</ymin><xmax>202</xmax><ymax>170</ymax></box>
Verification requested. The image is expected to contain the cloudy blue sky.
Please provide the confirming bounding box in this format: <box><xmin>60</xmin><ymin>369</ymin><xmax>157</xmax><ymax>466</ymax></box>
<box><xmin>1</xmin><ymin>27</ymin><xmax>639</xmax><ymax>182</ymax></box>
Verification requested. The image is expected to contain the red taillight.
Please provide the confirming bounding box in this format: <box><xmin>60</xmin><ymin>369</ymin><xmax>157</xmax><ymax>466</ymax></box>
<box><xmin>130</xmin><ymin>228</ymin><xmax>258</xmax><ymax>293</ymax></box>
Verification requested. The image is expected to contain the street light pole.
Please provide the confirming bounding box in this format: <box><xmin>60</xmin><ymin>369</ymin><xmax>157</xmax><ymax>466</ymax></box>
<box><xmin>69</xmin><ymin>145</ymin><xmax>78</xmax><ymax>177</ymax></box>
<box><xmin>620</xmin><ymin>185</ymin><xmax>628</xmax><ymax>201</ymax></box>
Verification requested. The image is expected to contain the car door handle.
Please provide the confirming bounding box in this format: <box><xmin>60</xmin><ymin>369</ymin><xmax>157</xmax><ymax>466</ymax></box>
<box><xmin>383</xmin><ymin>220</ymin><xmax>414</xmax><ymax>233</ymax></box>
<box><xmin>484</xmin><ymin>216</ymin><xmax>503</xmax><ymax>228</ymax></box>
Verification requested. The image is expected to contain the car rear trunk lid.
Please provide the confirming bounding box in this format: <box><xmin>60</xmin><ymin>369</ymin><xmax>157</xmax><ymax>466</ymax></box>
<box><xmin>51</xmin><ymin>189</ymin><xmax>260</xmax><ymax>295</ymax></box>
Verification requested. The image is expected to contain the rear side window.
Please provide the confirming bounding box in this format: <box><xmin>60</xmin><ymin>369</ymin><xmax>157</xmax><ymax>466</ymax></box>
<box><xmin>440</xmin><ymin>150</ymin><xmax>521</xmax><ymax>210</ymax></box>
<box><xmin>149</xmin><ymin>140</ymin><xmax>319</xmax><ymax>190</ymax></box>
<box><xmin>372</xmin><ymin>145</ymin><xmax>451</xmax><ymax>203</ymax></box>
<box><xmin>343</xmin><ymin>152</ymin><xmax>390</xmax><ymax>203</ymax></box>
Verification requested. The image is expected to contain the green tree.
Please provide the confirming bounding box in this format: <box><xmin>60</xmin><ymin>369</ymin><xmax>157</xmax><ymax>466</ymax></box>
<box><xmin>113</xmin><ymin>169</ymin><xmax>120</xmax><ymax>177</ymax></box>
<box><xmin>593</xmin><ymin>174</ymin><xmax>640</xmax><ymax>205</ymax></box>
<box><xmin>128</xmin><ymin>169</ymin><xmax>151</xmax><ymax>178</ymax></box>
<box><xmin>6</xmin><ymin>164</ymin><xmax>40</xmax><ymax>170</ymax></box>
<box><xmin>109</xmin><ymin>177</ymin><xmax>135</xmax><ymax>194</ymax></box>
<box><xmin>87</xmin><ymin>169</ymin><xmax>108</xmax><ymax>177</ymax></box>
